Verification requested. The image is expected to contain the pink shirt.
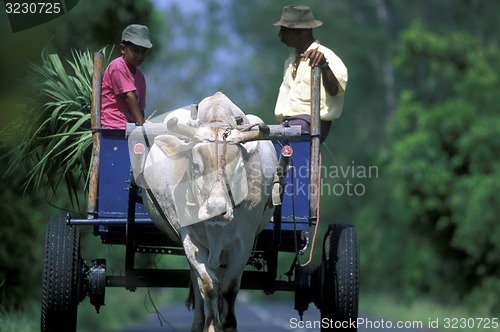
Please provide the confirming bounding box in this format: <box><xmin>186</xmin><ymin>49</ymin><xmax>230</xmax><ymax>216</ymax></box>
<box><xmin>101</xmin><ymin>56</ymin><xmax>146</xmax><ymax>129</ymax></box>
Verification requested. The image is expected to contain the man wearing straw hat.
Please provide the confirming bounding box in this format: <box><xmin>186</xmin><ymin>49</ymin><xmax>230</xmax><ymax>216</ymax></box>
<box><xmin>274</xmin><ymin>5</ymin><xmax>348</xmax><ymax>141</ymax></box>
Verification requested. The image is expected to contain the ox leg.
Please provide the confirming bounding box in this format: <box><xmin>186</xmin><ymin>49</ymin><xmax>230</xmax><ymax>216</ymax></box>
<box><xmin>183</xmin><ymin>233</ymin><xmax>223</xmax><ymax>332</ymax></box>
<box><xmin>220</xmin><ymin>278</ymin><xmax>239</xmax><ymax>332</ymax></box>
<box><xmin>219</xmin><ymin>243</ymin><xmax>253</xmax><ymax>332</ymax></box>
<box><xmin>188</xmin><ymin>268</ymin><xmax>205</xmax><ymax>331</ymax></box>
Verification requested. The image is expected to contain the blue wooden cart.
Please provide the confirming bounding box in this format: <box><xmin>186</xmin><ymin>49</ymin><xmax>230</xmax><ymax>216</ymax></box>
<box><xmin>40</xmin><ymin>54</ymin><xmax>359</xmax><ymax>332</ymax></box>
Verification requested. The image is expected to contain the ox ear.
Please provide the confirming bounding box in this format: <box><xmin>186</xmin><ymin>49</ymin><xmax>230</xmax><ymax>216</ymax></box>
<box><xmin>154</xmin><ymin>134</ymin><xmax>185</xmax><ymax>156</ymax></box>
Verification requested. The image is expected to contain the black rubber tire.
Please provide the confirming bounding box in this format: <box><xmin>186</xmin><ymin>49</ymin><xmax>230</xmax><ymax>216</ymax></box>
<box><xmin>41</xmin><ymin>216</ymin><xmax>81</xmax><ymax>332</ymax></box>
<box><xmin>320</xmin><ymin>223</ymin><xmax>359</xmax><ymax>331</ymax></box>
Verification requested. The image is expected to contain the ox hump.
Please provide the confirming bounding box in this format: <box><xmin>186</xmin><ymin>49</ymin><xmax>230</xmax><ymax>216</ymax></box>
<box><xmin>198</xmin><ymin>92</ymin><xmax>248</xmax><ymax>125</ymax></box>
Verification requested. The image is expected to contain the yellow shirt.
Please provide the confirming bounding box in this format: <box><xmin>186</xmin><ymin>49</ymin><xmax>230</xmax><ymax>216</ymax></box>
<box><xmin>274</xmin><ymin>41</ymin><xmax>348</xmax><ymax>122</ymax></box>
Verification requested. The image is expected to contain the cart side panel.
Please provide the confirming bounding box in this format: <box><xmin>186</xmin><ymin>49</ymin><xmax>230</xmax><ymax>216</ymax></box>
<box><xmin>281</xmin><ymin>139</ymin><xmax>310</xmax><ymax>225</ymax></box>
<box><xmin>98</xmin><ymin>129</ymin><xmax>147</xmax><ymax>218</ymax></box>
<box><xmin>256</xmin><ymin>138</ymin><xmax>311</xmax><ymax>252</ymax></box>
<box><xmin>272</xmin><ymin>138</ymin><xmax>311</xmax><ymax>230</ymax></box>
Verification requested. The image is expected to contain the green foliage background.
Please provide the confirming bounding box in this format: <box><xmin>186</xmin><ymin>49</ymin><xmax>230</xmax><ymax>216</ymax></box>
<box><xmin>381</xmin><ymin>25</ymin><xmax>500</xmax><ymax>311</ymax></box>
<box><xmin>1</xmin><ymin>0</ymin><xmax>500</xmax><ymax>329</ymax></box>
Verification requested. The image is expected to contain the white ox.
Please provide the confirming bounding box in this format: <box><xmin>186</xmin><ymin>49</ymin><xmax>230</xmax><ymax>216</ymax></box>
<box><xmin>140</xmin><ymin>92</ymin><xmax>277</xmax><ymax>331</ymax></box>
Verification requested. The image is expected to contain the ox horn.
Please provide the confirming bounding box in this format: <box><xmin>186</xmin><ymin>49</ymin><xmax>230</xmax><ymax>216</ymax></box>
<box><xmin>167</xmin><ymin>117</ymin><xmax>198</xmax><ymax>139</ymax></box>
<box><xmin>238</xmin><ymin>122</ymin><xmax>270</xmax><ymax>143</ymax></box>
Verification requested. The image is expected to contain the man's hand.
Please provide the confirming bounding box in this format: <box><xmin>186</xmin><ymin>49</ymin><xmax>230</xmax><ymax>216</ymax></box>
<box><xmin>301</xmin><ymin>48</ymin><xmax>328</xmax><ymax>68</ymax></box>
<box><xmin>301</xmin><ymin>49</ymin><xmax>339</xmax><ymax>96</ymax></box>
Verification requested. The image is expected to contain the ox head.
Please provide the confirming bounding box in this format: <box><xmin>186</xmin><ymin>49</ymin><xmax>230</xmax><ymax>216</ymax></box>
<box><xmin>151</xmin><ymin>117</ymin><xmax>269</xmax><ymax>225</ymax></box>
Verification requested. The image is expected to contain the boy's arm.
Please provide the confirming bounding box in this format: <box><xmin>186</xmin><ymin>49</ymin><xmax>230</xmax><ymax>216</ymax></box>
<box><xmin>125</xmin><ymin>91</ymin><xmax>145</xmax><ymax>125</ymax></box>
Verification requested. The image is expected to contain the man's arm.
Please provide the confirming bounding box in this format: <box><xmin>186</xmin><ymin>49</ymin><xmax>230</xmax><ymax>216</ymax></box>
<box><xmin>319</xmin><ymin>65</ymin><xmax>340</xmax><ymax>96</ymax></box>
<box><xmin>301</xmin><ymin>49</ymin><xmax>341</xmax><ymax>97</ymax></box>
<box><xmin>125</xmin><ymin>91</ymin><xmax>145</xmax><ymax>124</ymax></box>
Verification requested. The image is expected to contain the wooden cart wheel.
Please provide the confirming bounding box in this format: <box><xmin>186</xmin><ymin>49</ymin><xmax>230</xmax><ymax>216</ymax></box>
<box><xmin>320</xmin><ymin>223</ymin><xmax>359</xmax><ymax>331</ymax></box>
<box><xmin>41</xmin><ymin>216</ymin><xmax>82</xmax><ymax>332</ymax></box>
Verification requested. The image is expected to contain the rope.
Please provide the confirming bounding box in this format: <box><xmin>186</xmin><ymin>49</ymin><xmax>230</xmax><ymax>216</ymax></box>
<box><xmin>300</xmin><ymin>153</ymin><xmax>322</xmax><ymax>267</ymax></box>
<box><xmin>145</xmin><ymin>287</ymin><xmax>177</xmax><ymax>331</ymax></box>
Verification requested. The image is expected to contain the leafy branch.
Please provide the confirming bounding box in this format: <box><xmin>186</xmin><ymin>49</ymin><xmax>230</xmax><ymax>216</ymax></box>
<box><xmin>4</xmin><ymin>47</ymin><xmax>113</xmax><ymax>206</ymax></box>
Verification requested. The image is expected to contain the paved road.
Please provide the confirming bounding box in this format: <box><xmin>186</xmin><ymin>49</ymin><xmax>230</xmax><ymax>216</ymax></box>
<box><xmin>114</xmin><ymin>300</ymin><xmax>433</xmax><ymax>332</ymax></box>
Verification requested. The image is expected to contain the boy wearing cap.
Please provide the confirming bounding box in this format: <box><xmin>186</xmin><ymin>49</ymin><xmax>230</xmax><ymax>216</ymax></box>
<box><xmin>101</xmin><ymin>24</ymin><xmax>152</xmax><ymax>129</ymax></box>
<box><xmin>274</xmin><ymin>5</ymin><xmax>348</xmax><ymax>141</ymax></box>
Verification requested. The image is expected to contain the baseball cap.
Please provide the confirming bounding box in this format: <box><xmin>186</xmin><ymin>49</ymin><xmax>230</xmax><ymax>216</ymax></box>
<box><xmin>122</xmin><ymin>24</ymin><xmax>153</xmax><ymax>49</ymax></box>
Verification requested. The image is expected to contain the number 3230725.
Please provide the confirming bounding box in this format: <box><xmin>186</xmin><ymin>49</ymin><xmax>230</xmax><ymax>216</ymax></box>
<box><xmin>5</xmin><ymin>2</ymin><xmax>62</xmax><ymax>14</ymax></box>
<box><xmin>443</xmin><ymin>317</ymin><xmax>498</xmax><ymax>329</ymax></box>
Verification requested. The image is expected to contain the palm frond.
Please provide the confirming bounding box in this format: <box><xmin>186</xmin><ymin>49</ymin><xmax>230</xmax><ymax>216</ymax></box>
<box><xmin>4</xmin><ymin>46</ymin><xmax>113</xmax><ymax>206</ymax></box>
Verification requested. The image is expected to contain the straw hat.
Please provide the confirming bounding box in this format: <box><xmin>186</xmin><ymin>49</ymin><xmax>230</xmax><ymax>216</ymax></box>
<box><xmin>273</xmin><ymin>5</ymin><xmax>323</xmax><ymax>29</ymax></box>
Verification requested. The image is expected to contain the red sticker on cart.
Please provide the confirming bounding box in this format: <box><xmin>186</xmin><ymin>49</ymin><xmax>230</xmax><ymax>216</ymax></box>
<box><xmin>281</xmin><ymin>145</ymin><xmax>293</xmax><ymax>157</ymax></box>
<box><xmin>133</xmin><ymin>143</ymin><xmax>145</xmax><ymax>154</ymax></box>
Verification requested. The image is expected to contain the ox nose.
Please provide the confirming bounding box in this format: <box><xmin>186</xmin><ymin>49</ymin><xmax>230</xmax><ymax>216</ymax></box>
<box><xmin>198</xmin><ymin>196</ymin><xmax>228</xmax><ymax>221</ymax></box>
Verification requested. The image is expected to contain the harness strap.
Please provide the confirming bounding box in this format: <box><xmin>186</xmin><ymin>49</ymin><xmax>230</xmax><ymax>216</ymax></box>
<box><xmin>141</xmin><ymin>125</ymin><xmax>151</xmax><ymax>147</ymax></box>
<box><xmin>220</xmin><ymin>128</ymin><xmax>238</xmax><ymax>209</ymax></box>
<box><xmin>140</xmin><ymin>125</ymin><xmax>179</xmax><ymax>238</ymax></box>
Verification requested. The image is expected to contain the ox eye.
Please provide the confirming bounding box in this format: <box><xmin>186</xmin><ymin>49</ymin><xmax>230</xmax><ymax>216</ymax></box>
<box><xmin>192</xmin><ymin>163</ymin><xmax>201</xmax><ymax>175</ymax></box>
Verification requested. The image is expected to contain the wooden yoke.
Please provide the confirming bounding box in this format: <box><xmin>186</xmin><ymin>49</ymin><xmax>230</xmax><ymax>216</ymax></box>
<box><xmin>309</xmin><ymin>66</ymin><xmax>321</xmax><ymax>225</ymax></box>
<box><xmin>87</xmin><ymin>52</ymin><xmax>104</xmax><ymax>219</ymax></box>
